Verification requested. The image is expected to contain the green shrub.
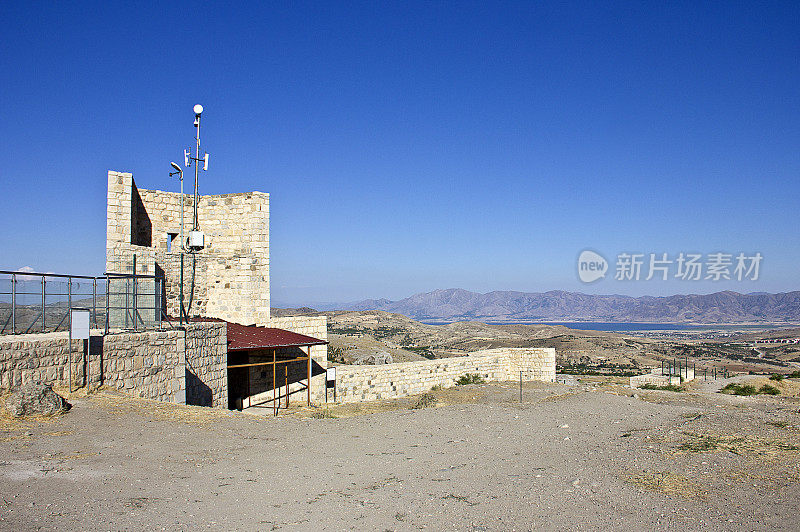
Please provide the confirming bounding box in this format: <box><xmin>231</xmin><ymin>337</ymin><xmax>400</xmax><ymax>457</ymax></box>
<box><xmin>788</xmin><ymin>371</ymin><xmax>800</xmax><ymax>379</ymax></box>
<box><xmin>639</xmin><ymin>383</ymin><xmax>683</xmax><ymax>392</ymax></box>
<box><xmin>720</xmin><ymin>383</ymin><xmax>758</xmax><ymax>396</ymax></box>
<box><xmin>310</xmin><ymin>408</ymin><xmax>337</xmax><ymax>419</ymax></box>
<box><xmin>759</xmin><ymin>384</ymin><xmax>781</xmax><ymax>395</ymax></box>
<box><xmin>455</xmin><ymin>373</ymin><xmax>485</xmax><ymax>385</ymax></box>
<box><xmin>719</xmin><ymin>383</ymin><xmax>780</xmax><ymax>396</ymax></box>
<box><xmin>769</xmin><ymin>374</ymin><xmax>785</xmax><ymax>381</ymax></box>
<box><xmin>412</xmin><ymin>392</ymin><xmax>438</xmax><ymax>409</ymax></box>
<box><xmin>430</xmin><ymin>384</ymin><xmax>443</xmax><ymax>391</ymax></box>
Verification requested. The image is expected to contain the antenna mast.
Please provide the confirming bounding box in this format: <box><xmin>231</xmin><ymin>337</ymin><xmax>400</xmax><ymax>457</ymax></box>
<box><xmin>183</xmin><ymin>104</ymin><xmax>209</xmax><ymax>251</ymax></box>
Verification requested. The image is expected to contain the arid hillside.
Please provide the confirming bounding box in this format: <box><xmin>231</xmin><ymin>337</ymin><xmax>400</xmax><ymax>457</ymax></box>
<box><xmin>278</xmin><ymin>308</ymin><xmax>800</xmax><ymax>374</ymax></box>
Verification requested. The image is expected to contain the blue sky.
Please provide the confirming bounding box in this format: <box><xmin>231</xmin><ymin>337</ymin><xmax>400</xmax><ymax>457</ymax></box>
<box><xmin>1</xmin><ymin>1</ymin><xmax>798</xmax><ymax>305</ymax></box>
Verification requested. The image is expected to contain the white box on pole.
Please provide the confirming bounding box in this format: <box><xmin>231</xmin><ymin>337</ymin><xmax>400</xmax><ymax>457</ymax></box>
<box><xmin>70</xmin><ymin>310</ymin><xmax>90</xmax><ymax>340</ymax></box>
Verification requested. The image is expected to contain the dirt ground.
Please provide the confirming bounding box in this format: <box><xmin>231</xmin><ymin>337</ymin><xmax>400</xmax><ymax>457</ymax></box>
<box><xmin>1</xmin><ymin>378</ymin><xmax>799</xmax><ymax>531</ymax></box>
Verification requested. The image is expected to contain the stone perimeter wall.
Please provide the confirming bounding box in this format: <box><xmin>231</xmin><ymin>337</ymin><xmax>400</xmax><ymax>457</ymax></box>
<box><xmin>332</xmin><ymin>348</ymin><xmax>556</xmax><ymax>403</ymax></box>
<box><xmin>629</xmin><ymin>367</ymin><xmax>694</xmax><ymax>389</ymax></box>
<box><xmin>0</xmin><ymin>323</ymin><xmax>227</xmax><ymax>408</ymax></box>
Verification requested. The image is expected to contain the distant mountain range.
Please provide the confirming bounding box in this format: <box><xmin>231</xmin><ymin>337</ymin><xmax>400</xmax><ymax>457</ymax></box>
<box><xmin>338</xmin><ymin>288</ymin><xmax>800</xmax><ymax>324</ymax></box>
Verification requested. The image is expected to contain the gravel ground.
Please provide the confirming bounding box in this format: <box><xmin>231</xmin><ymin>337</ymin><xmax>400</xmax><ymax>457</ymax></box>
<box><xmin>1</xmin><ymin>379</ymin><xmax>799</xmax><ymax>531</ymax></box>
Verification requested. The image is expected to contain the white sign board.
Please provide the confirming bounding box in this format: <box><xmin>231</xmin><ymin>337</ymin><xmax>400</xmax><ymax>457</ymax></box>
<box><xmin>326</xmin><ymin>367</ymin><xmax>336</xmax><ymax>381</ymax></box>
<box><xmin>70</xmin><ymin>310</ymin><xmax>90</xmax><ymax>340</ymax></box>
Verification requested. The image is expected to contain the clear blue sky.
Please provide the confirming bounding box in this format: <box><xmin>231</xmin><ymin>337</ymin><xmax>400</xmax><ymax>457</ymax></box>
<box><xmin>1</xmin><ymin>1</ymin><xmax>798</xmax><ymax>305</ymax></box>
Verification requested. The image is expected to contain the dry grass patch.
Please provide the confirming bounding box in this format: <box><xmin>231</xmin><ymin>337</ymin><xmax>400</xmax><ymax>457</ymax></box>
<box><xmin>677</xmin><ymin>431</ymin><xmax>800</xmax><ymax>457</ymax></box>
<box><xmin>623</xmin><ymin>470</ymin><xmax>706</xmax><ymax>499</ymax></box>
<box><xmin>45</xmin><ymin>450</ymin><xmax>100</xmax><ymax>461</ymax></box>
<box><xmin>88</xmin><ymin>389</ymin><xmax>231</xmax><ymax>425</ymax></box>
<box><xmin>412</xmin><ymin>392</ymin><xmax>438</xmax><ymax>409</ymax></box>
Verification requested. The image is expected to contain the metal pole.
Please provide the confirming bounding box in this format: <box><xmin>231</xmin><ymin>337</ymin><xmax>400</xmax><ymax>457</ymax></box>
<box><xmin>105</xmin><ymin>277</ymin><xmax>110</xmax><ymax>334</ymax></box>
<box><xmin>157</xmin><ymin>278</ymin><xmax>162</xmax><ymax>328</ymax></box>
<box><xmin>519</xmin><ymin>371</ymin><xmax>523</xmax><ymax>402</ymax></box>
<box><xmin>92</xmin><ymin>278</ymin><xmax>97</xmax><ymax>328</ymax></box>
<box><xmin>41</xmin><ymin>276</ymin><xmax>46</xmax><ymax>332</ymax></box>
<box><xmin>132</xmin><ymin>255</ymin><xmax>137</xmax><ymax>331</ymax></box>
<box><xmin>307</xmin><ymin>346</ymin><xmax>312</xmax><ymax>406</ymax></box>
<box><xmin>194</xmin><ymin>111</ymin><xmax>200</xmax><ymax>230</ymax></box>
<box><xmin>180</xmin><ymin>168</ymin><xmax>185</xmax><ymax>249</ymax></box>
<box><xmin>273</xmin><ymin>349</ymin><xmax>277</xmax><ymax>416</ymax></box>
<box><xmin>68</xmin><ymin>310</ymin><xmax>72</xmax><ymax>393</ymax></box>
<box><xmin>68</xmin><ymin>278</ymin><xmax>72</xmax><ymax>327</ymax></box>
<box><xmin>10</xmin><ymin>273</ymin><xmax>15</xmax><ymax>334</ymax></box>
<box><xmin>180</xmin><ymin>253</ymin><xmax>185</xmax><ymax>325</ymax></box>
<box><xmin>285</xmin><ymin>365</ymin><xmax>289</xmax><ymax>409</ymax></box>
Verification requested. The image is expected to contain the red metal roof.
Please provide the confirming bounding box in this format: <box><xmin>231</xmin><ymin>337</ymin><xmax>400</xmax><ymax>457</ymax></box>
<box><xmin>226</xmin><ymin>321</ymin><xmax>327</xmax><ymax>352</ymax></box>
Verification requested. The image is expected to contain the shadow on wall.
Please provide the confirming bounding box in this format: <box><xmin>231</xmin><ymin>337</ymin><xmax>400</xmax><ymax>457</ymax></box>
<box><xmin>131</xmin><ymin>183</ymin><xmax>152</xmax><ymax>247</ymax></box>
<box><xmin>89</xmin><ymin>335</ymin><xmax>104</xmax><ymax>384</ymax></box>
<box><xmin>227</xmin><ymin>347</ymin><xmax>327</xmax><ymax>410</ymax></box>
<box><xmin>186</xmin><ymin>369</ymin><xmax>213</xmax><ymax>407</ymax></box>
<box><xmin>154</xmin><ymin>263</ymin><xmax>166</xmax><ymax>318</ymax></box>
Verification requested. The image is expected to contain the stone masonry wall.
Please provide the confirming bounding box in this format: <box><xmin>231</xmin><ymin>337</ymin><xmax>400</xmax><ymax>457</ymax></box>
<box><xmin>184</xmin><ymin>322</ymin><xmax>227</xmax><ymax>408</ymax></box>
<box><xmin>0</xmin><ymin>323</ymin><xmax>227</xmax><ymax>408</ymax></box>
<box><xmin>0</xmin><ymin>332</ymin><xmax>87</xmax><ymax>389</ymax></box>
<box><xmin>106</xmin><ymin>170</ymin><xmax>270</xmax><ymax>326</ymax></box>
<box><xmin>100</xmin><ymin>329</ymin><xmax>183</xmax><ymax>402</ymax></box>
<box><xmin>483</xmin><ymin>347</ymin><xmax>557</xmax><ymax>382</ymax></box>
<box><xmin>330</xmin><ymin>348</ymin><xmax>555</xmax><ymax>404</ymax></box>
<box><xmin>333</xmin><ymin>352</ymin><xmax>510</xmax><ymax>403</ymax></box>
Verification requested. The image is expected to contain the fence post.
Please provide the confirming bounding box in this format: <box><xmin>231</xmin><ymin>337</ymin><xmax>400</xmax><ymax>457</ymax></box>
<box><xmin>132</xmin><ymin>255</ymin><xmax>137</xmax><ymax>331</ymax></box>
<box><xmin>92</xmin><ymin>278</ymin><xmax>97</xmax><ymax>328</ymax></box>
<box><xmin>10</xmin><ymin>273</ymin><xmax>15</xmax><ymax>334</ymax></box>
<box><xmin>41</xmin><ymin>276</ymin><xmax>46</xmax><ymax>333</ymax></box>
<box><xmin>105</xmin><ymin>277</ymin><xmax>110</xmax><ymax>334</ymax></box>
<box><xmin>68</xmin><ymin>277</ymin><xmax>72</xmax><ymax>321</ymax></box>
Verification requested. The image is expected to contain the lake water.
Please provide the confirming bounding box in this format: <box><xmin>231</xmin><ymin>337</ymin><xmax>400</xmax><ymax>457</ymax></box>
<box><xmin>420</xmin><ymin>320</ymin><xmax>790</xmax><ymax>332</ymax></box>
<box><xmin>537</xmin><ymin>322</ymin><xmax>783</xmax><ymax>332</ymax></box>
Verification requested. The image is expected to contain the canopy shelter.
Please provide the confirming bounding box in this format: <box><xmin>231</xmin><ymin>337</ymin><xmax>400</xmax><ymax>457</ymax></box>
<box><xmin>226</xmin><ymin>322</ymin><xmax>327</xmax><ymax>414</ymax></box>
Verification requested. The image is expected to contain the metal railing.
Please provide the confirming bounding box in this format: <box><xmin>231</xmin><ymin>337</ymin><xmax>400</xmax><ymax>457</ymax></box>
<box><xmin>0</xmin><ymin>270</ymin><xmax>163</xmax><ymax>335</ymax></box>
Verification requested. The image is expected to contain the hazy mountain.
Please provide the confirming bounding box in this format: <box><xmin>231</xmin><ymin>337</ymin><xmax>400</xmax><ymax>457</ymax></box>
<box><xmin>341</xmin><ymin>288</ymin><xmax>800</xmax><ymax>323</ymax></box>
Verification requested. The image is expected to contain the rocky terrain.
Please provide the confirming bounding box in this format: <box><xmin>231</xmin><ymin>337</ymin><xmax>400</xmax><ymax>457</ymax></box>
<box><xmin>279</xmin><ymin>308</ymin><xmax>800</xmax><ymax>374</ymax></box>
<box><xmin>330</xmin><ymin>288</ymin><xmax>800</xmax><ymax>324</ymax></box>
<box><xmin>2</xmin><ymin>377</ymin><xmax>799</xmax><ymax>530</ymax></box>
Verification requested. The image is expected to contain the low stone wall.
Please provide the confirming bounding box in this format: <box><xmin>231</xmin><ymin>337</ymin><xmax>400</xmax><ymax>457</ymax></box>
<box><xmin>0</xmin><ymin>323</ymin><xmax>227</xmax><ymax>408</ymax></box>
<box><xmin>101</xmin><ymin>329</ymin><xmax>184</xmax><ymax>402</ymax></box>
<box><xmin>331</xmin><ymin>348</ymin><xmax>555</xmax><ymax>404</ymax></box>
<box><xmin>630</xmin><ymin>367</ymin><xmax>695</xmax><ymax>389</ymax></box>
<box><xmin>629</xmin><ymin>373</ymin><xmax>681</xmax><ymax>388</ymax></box>
<box><xmin>478</xmin><ymin>347</ymin><xmax>557</xmax><ymax>382</ymax></box>
<box><xmin>0</xmin><ymin>332</ymin><xmax>86</xmax><ymax>389</ymax></box>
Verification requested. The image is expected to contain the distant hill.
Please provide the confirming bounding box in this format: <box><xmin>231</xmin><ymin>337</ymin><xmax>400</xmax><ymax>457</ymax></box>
<box><xmin>342</xmin><ymin>288</ymin><xmax>800</xmax><ymax>324</ymax></box>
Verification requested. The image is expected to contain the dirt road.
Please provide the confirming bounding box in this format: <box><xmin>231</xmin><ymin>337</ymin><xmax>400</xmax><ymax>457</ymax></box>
<box><xmin>1</xmin><ymin>381</ymin><xmax>799</xmax><ymax>530</ymax></box>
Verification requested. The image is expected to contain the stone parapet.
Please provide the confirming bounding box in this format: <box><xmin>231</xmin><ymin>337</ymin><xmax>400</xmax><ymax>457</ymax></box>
<box><xmin>0</xmin><ymin>323</ymin><xmax>227</xmax><ymax>408</ymax></box>
<box><xmin>329</xmin><ymin>347</ymin><xmax>556</xmax><ymax>404</ymax></box>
